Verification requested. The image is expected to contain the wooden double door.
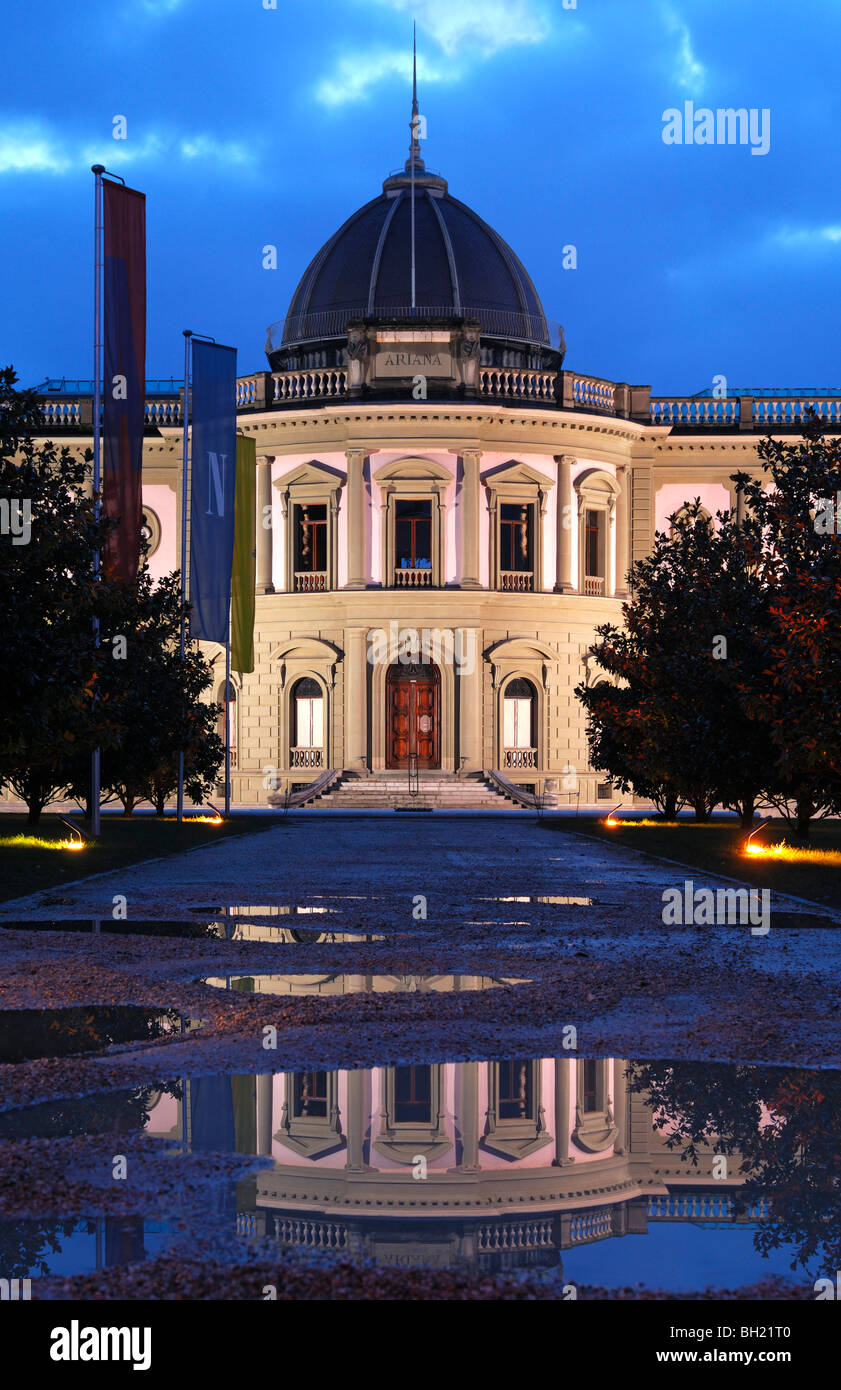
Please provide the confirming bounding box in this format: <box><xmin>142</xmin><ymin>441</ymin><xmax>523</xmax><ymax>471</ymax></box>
<box><xmin>386</xmin><ymin>664</ymin><xmax>440</xmax><ymax>769</ymax></box>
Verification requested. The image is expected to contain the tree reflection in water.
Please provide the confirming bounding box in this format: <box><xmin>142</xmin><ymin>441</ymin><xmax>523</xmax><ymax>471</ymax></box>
<box><xmin>628</xmin><ymin>1060</ymin><xmax>841</xmax><ymax>1277</ymax></box>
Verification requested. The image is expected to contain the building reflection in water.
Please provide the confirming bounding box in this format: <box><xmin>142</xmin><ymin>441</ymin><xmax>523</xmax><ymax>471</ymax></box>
<box><xmin>145</xmin><ymin>1050</ymin><xmax>778</xmax><ymax>1276</ymax></box>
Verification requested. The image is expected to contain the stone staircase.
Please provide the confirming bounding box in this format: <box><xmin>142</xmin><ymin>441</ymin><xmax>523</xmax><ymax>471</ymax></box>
<box><xmin>300</xmin><ymin>770</ymin><xmax>530</xmax><ymax>811</ymax></box>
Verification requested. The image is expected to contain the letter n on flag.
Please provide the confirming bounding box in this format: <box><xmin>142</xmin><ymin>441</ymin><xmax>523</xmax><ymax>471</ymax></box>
<box><xmin>103</xmin><ymin>181</ymin><xmax>146</xmax><ymax>585</ymax></box>
<box><xmin>189</xmin><ymin>341</ymin><xmax>237</xmax><ymax>644</ymax></box>
<box><xmin>231</xmin><ymin>436</ymin><xmax>256</xmax><ymax>674</ymax></box>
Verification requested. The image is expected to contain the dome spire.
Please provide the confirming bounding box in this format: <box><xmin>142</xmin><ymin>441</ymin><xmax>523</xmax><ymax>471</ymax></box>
<box><xmin>407</xmin><ymin>23</ymin><xmax>425</xmax><ymax>173</ymax></box>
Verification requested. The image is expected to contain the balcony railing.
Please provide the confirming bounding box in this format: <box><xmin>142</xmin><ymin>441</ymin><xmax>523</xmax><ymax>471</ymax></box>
<box><xmin>504</xmin><ymin>748</ymin><xmax>537</xmax><ymax>769</ymax></box>
<box><xmin>35</xmin><ymin>375</ymin><xmax>841</xmax><ymax>433</ymax></box>
<box><xmin>584</xmin><ymin>575</ymin><xmax>606</xmax><ymax>596</ymax></box>
<box><xmin>394</xmin><ymin>566</ymin><xmax>432</xmax><ymax>587</ymax></box>
<box><xmin>499</xmin><ymin>570</ymin><xmax>533</xmax><ymax>592</ymax></box>
<box><xmin>290</xmin><ymin>747</ymin><xmax>324</xmax><ymax>768</ymax></box>
<box><xmin>480</xmin><ymin>368</ymin><xmax>556</xmax><ymax>402</ymax></box>
<box><xmin>294</xmin><ymin>571</ymin><xmax>327</xmax><ymax>592</ymax></box>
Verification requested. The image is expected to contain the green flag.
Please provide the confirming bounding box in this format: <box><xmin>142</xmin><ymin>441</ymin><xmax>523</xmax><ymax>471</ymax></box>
<box><xmin>231</xmin><ymin>436</ymin><xmax>256</xmax><ymax>674</ymax></box>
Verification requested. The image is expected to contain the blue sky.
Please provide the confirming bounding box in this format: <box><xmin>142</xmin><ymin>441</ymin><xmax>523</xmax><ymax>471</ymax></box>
<box><xmin>1</xmin><ymin>0</ymin><xmax>839</xmax><ymax>393</ymax></box>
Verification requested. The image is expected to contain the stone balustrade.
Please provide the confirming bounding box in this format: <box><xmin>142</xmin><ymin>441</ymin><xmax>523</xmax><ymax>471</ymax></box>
<box><xmin>34</xmin><ymin>376</ymin><xmax>841</xmax><ymax>433</ymax></box>
<box><xmin>394</xmin><ymin>566</ymin><xmax>432</xmax><ymax>587</ymax></box>
<box><xmin>504</xmin><ymin>747</ymin><xmax>537</xmax><ymax>769</ymax></box>
<box><xmin>571</xmin><ymin>374</ymin><xmax>616</xmax><ymax>412</ymax></box>
<box><xmin>290</xmin><ymin>747</ymin><xmax>324</xmax><ymax>768</ymax></box>
<box><xmin>294</xmin><ymin>571</ymin><xmax>327</xmax><ymax>592</ymax></box>
<box><xmin>479</xmin><ymin>367</ymin><xmax>556</xmax><ymax>401</ymax></box>
<box><xmin>499</xmin><ymin>570</ymin><xmax>533</xmax><ymax>592</ymax></box>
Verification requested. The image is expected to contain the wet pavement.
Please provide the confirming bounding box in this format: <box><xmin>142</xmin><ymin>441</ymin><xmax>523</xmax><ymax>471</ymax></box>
<box><xmin>1</xmin><ymin>815</ymin><xmax>840</xmax><ymax>1298</ymax></box>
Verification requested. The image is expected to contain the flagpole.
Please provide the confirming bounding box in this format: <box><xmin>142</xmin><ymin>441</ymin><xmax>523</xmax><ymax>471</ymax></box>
<box><xmin>177</xmin><ymin>329</ymin><xmax>192</xmax><ymax>823</ymax></box>
<box><xmin>224</xmin><ymin>621</ymin><xmax>232</xmax><ymax>817</ymax></box>
<box><xmin>91</xmin><ymin>164</ymin><xmax>104</xmax><ymax>838</ymax></box>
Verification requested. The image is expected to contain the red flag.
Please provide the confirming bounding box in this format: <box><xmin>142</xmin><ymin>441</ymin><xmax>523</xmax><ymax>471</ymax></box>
<box><xmin>103</xmin><ymin>181</ymin><xmax>146</xmax><ymax>585</ymax></box>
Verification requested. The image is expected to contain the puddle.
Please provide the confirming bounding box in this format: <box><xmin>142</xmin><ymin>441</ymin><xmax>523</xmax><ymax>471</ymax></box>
<box><xmin>0</xmin><ymin>1006</ymin><xmax>179</xmax><ymax>1064</ymax></box>
<box><xmin>481</xmin><ymin>896</ymin><xmax>595</xmax><ymax>906</ymax></box>
<box><xmin>0</xmin><ymin>919</ymin><xmax>385</xmax><ymax>943</ymax></box>
<box><xmin>201</xmin><ymin>973</ymin><xmax>530</xmax><ymax>997</ymax></box>
<box><xmin>0</xmin><ymin>1054</ymin><xmax>835</xmax><ymax>1293</ymax></box>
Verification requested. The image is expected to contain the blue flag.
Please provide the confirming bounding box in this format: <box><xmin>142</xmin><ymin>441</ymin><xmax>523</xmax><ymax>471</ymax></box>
<box><xmin>189</xmin><ymin>341</ymin><xmax>237</xmax><ymax>643</ymax></box>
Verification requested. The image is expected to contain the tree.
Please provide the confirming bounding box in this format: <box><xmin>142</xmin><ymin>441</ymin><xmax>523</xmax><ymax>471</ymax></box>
<box><xmin>629</xmin><ymin>1059</ymin><xmax>841</xmax><ymax>1278</ymax></box>
<box><xmin>63</xmin><ymin>571</ymin><xmax>224</xmax><ymax>815</ymax></box>
<box><xmin>734</xmin><ymin>413</ymin><xmax>841</xmax><ymax>836</ymax></box>
<box><xmin>0</xmin><ymin>368</ymin><xmax>116</xmax><ymax>822</ymax></box>
<box><xmin>577</xmin><ymin>500</ymin><xmax>774</xmax><ymax>824</ymax></box>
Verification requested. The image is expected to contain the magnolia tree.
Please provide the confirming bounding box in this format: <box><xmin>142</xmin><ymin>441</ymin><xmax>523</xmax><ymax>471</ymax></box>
<box><xmin>578</xmin><ymin>415</ymin><xmax>841</xmax><ymax>833</ymax></box>
<box><xmin>734</xmin><ymin>414</ymin><xmax>841</xmax><ymax>835</ymax></box>
<box><xmin>577</xmin><ymin>498</ymin><xmax>774</xmax><ymax>825</ymax></box>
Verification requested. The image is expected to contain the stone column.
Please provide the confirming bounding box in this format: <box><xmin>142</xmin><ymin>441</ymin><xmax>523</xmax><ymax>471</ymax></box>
<box><xmin>256</xmin><ymin>456</ymin><xmax>275</xmax><ymax>595</ymax></box>
<box><xmin>454</xmin><ymin>1061</ymin><xmax>480</xmax><ymax>1171</ymax></box>
<box><xmin>256</xmin><ymin>1073</ymin><xmax>273</xmax><ymax>1154</ymax></box>
<box><xmin>612</xmin><ymin>1059</ymin><xmax>627</xmax><ymax>1157</ymax></box>
<box><xmin>344</xmin><ymin>1068</ymin><xmax>369</xmax><ymax>1171</ymax></box>
<box><xmin>344</xmin><ymin>627</ymin><xmax>367</xmax><ymax>772</ymax></box>
<box><xmin>344</xmin><ymin>447</ymin><xmax>367</xmax><ymax>589</ymax></box>
<box><xmin>457</xmin><ymin>629</ymin><xmax>482</xmax><ymax>774</ymax></box>
<box><xmin>615</xmin><ymin>465</ymin><xmax>630</xmax><ymax>598</ymax></box>
<box><xmin>459</xmin><ymin>450</ymin><xmax>482</xmax><ymax>589</ymax></box>
<box><xmin>729</xmin><ymin>483</ymin><xmax>746</xmax><ymax>526</ymax></box>
<box><xmin>554</xmin><ymin>455</ymin><xmax>574</xmax><ymax>593</ymax></box>
<box><xmin>552</xmin><ymin>1057</ymin><xmax>573</xmax><ymax>1166</ymax></box>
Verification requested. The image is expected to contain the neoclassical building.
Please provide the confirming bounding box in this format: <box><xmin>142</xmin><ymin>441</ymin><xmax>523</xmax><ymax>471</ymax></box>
<box><xmin>32</xmin><ymin>125</ymin><xmax>841</xmax><ymax>809</ymax></box>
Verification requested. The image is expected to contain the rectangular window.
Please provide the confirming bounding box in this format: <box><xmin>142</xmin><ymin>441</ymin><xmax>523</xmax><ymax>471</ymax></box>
<box><xmin>394</xmin><ymin>1065</ymin><xmax>432</xmax><ymax>1123</ymax></box>
<box><xmin>294</xmin><ymin>1071</ymin><xmax>329</xmax><ymax>1119</ymax></box>
<box><xmin>394</xmin><ymin>499</ymin><xmax>432</xmax><ymax>569</ymax></box>
<box><xmin>582</xmin><ymin>1058</ymin><xmax>599</xmax><ymax>1113</ymax></box>
<box><xmin>295</xmin><ymin>504</ymin><xmax>327</xmax><ymax>573</ymax></box>
<box><xmin>295</xmin><ymin>696</ymin><xmax>323</xmax><ymax>748</ymax></box>
<box><xmin>500</xmin><ymin>503</ymin><xmax>534</xmax><ymax>573</ymax></box>
<box><xmin>497</xmin><ymin>1059</ymin><xmax>533</xmax><ymax>1120</ymax></box>
<box><xmin>503</xmin><ymin>698</ymin><xmax>532</xmax><ymax>749</ymax></box>
<box><xmin>585</xmin><ymin>509</ymin><xmax>603</xmax><ymax>577</ymax></box>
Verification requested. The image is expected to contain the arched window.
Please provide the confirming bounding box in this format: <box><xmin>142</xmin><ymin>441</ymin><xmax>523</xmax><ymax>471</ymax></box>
<box><xmin>503</xmin><ymin>678</ymin><xmax>536</xmax><ymax>769</ymax></box>
<box><xmin>291</xmin><ymin>677</ymin><xmax>324</xmax><ymax>768</ymax></box>
<box><xmin>671</xmin><ymin>505</ymin><xmax>714</xmax><ymax>537</ymax></box>
<box><xmin>140</xmin><ymin>507</ymin><xmax>161</xmax><ymax>559</ymax></box>
<box><xmin>216</xmin><ymin>681</ymin><xmax>237</xmax><ymax>769</ymax></box>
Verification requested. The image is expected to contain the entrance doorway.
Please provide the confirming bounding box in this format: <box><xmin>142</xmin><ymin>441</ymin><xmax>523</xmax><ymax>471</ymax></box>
<box><xmin>386</xmin><ymin>663</ymin><xmax>440</xmax><ymax>769</ymax></box>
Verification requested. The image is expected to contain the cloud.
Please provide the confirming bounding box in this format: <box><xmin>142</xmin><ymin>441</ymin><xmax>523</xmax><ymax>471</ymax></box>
<box><xmin>663</xmin><ymin>5</ymin><xmax>706</xmax><ymax>93</ymax></box>
<box><xmin>315</xmin><ymin>48</ymin><xmax>454</xmax><ymax>109</ymax></box>
<box><xmin>315</xmin><ymin>0</ymin><xmax>554</xmax><ymax>107</ymax></box>
<box><xmin>375</xmin><ymin>0</ymin><xmax>550</xmax><ymax>58</ymax></box>
<box><xmin>0</xmin><ymin>124</ymin><xmax>71</xmax><ymax>174</ymax></box>
<box><xmin>769</xmin><ymin>224</ymin><xmax>841</xmax><ymax>249</ymax></box>
<box><xmin>0</xmin><ymin>118</ymin><xmax>257</xmax><ymax>176</ymax></box>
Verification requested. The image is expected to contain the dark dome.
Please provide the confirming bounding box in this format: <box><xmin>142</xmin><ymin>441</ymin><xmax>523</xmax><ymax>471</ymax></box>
<box><xmin>268</xmin><ymin>166</ymin><xmax>550</xmax><ymax>358</ymax></box>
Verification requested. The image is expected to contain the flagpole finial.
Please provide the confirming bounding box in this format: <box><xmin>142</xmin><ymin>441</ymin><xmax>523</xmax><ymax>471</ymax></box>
<box><xmin>91</xmin><ymin>164</ymin><xmax>105</xmax><ymax>175</ymax></box>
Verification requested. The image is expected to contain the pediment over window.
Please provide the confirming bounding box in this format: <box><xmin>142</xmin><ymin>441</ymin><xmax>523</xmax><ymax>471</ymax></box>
<box><xmin>373</xmin><ymin>456</ymin><xmax>453</xmax><ymax>485</ymax></box>
<box><xmin>575</xmin><ymin>467</ymin><xmax>620</xmax><ymax>501</ymax></box>
<box><xmin>275</xmin><ymin>460</ymin><xmax>346</xmax><ymax>490</ymax></box>
<box><xmin>486</xmin><ymin>637</ymin><xmax>558</xmax><ymax>665</ymax></box>
<box><xmin>269</xmin><ymin>637</ymin><xmax>343</xmax><ymax>665</ymax></box>
<box><xmin>482</xmin><ymin>460</ymin><xmax>555</xmax><ymax>491</ymax></box>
